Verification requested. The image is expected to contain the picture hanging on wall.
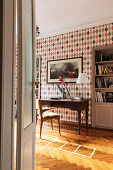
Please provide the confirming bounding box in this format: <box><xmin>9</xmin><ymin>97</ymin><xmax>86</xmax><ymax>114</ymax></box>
<box><xmin>47</xmin><ymin>57</ymin><xmax>83</xmax><ymax>83</ymax></box>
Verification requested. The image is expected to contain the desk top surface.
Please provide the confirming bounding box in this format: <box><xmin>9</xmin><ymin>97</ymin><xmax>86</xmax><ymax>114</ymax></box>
<box><xmin>41</xmin><ymin>98</ymin><xmax>90</xmax><ymax>103</ymax></box>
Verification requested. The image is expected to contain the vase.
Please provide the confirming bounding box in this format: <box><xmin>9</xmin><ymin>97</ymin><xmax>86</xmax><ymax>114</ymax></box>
<box><xmin>62</xmin><ymin>87</ymin><xmax>66</xmax><ymax>99</ymax></box>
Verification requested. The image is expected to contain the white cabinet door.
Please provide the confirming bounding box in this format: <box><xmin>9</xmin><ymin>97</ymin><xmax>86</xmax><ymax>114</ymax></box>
<box><xmin>95</xmin><ymin>104</ymin><xmax>113</xmax><ymax>129</ymax></box>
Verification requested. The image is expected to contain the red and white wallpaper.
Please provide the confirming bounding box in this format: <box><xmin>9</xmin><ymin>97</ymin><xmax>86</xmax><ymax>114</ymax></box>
<box><xmin>36</xmin><ymin>23</ymin><xmax>113</xmax><ymax>124</ymax></box>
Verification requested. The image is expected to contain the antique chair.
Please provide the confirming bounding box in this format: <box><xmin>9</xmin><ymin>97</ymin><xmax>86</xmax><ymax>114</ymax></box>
<box><xmin>36</xmin><ymin>99</ymin><xmax>61</xmax><ymax>139</ymax></box>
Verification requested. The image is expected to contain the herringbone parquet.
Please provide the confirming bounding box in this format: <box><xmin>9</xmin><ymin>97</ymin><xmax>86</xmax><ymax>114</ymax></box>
<box><xmin>35</xmin><ymin>122</ymin><xmax>113</xmax><ymax>170</ymax></box>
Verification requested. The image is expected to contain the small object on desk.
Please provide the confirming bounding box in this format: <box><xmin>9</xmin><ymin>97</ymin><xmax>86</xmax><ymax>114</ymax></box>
<box><xmin>73</xmin><ymin>97</ymin><xmax>81</xmax><ymax>100</ymax></box>
<box><xmin>62</xmin><ymin>87</ymin><xmax>66</xmax><ymax>99</ymax></box>
<box><xmin>50</xmin><ymin>97</ymin><xmax>61</xmax><ymax>100</ymax></box>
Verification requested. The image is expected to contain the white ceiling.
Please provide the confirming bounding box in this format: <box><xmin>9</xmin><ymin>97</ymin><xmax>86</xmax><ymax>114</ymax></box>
<box><xmin>36</xmin><ymin>0</ymin><xmax>113</xmax><ymax>38</ymax></box>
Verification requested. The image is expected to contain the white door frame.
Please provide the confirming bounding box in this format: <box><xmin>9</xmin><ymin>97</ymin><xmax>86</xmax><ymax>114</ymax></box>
<box><xmin>1</xmin><ymin>0</ymin><xmax>36</xmax><ymax>169</ymax></box>
<box><xmin>1</xmin><ymin>0</ymin><xmax>16</xmax><ymax>170</ymax></box>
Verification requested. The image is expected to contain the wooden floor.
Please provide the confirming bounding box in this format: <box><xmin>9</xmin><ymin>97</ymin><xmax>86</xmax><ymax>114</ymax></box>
<box><xmin>35</xmin><ymin>122</ymin><xmax>113</xmax><ymax>170</ymax></box>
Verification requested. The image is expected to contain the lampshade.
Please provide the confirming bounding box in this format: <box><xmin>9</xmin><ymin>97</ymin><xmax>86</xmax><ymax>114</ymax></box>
<box><xmin>76</xmin><ymin>73</ymin><xmax>89</xmax><ymax>84</ymax></box>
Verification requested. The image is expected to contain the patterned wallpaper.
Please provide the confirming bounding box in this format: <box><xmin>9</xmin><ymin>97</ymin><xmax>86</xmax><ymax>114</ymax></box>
<box><xmin>36</xmin><ymin>23</ymin><xmax>113</xmax><ymax>124</ymax></box>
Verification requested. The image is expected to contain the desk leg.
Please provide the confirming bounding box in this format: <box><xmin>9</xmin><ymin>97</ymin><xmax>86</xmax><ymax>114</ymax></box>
<box><xmin>86</xmin><ymin>107</ymin><xmax>88</xmax><ymax>129</ymax></box>
<box><xmin>78</xmin><ymin>112</ymin><xmax>81</xmax><ymax>134</ymax></box>
<box><xmin>36</xmin><ymin>109</ymin><xmax>38</xmax><ymax>124</ymax></box>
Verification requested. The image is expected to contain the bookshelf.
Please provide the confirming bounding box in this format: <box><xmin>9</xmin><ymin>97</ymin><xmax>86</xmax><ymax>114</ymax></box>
<box><xmin>35</xmin><ymin>57</ymin><xmax>40</xmax><ymax>99</ymax></box>
<box><xmin>92</xmin><ymin>45</ymin><xmax>113</xmax><ymax>129</ymax></box>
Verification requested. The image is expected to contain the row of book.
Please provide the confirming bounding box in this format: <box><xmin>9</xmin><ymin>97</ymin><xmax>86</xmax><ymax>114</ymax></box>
<box><xmin>95</xmin><ymin>65</ymin><xmax>104</xmax><ymax>75</ymax></box>
<box><xmin>95</xmin><ymin>92</ymin><xmax>106</xmax><ymax>102</ymax></box>
<box><xmin>95</xmin><ymin>65</ymin><xmax>113</xmax><ymax>75</ymax></box>
<box><xmin>95</xmin><ymin>53</ymin><xmax>113</xmax><ymax>62</ymax></box>
<box><xmin>95</xmin><ymin>78</ymin><xmax>108</xmax><ymax>88</ymax></box>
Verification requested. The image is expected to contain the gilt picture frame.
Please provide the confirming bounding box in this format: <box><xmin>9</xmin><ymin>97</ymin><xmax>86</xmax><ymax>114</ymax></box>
<box><xmin>47</xmin><ymin>57</ymin><xmax>83</xmax><ymax>83</ymax></box>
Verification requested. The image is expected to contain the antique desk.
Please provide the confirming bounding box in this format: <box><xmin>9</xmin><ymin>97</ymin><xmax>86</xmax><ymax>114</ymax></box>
<box><xmin>40</xmin><ymin>99</ymin><xmax>89</xmax><ymax>134</ymax></box>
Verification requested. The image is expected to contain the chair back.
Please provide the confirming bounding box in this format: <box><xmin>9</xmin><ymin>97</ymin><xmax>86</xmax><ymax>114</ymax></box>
<box><xmin>36</xmin><ymin>99</ymin><xmax>43</xmax><ymax>119</ymax></box>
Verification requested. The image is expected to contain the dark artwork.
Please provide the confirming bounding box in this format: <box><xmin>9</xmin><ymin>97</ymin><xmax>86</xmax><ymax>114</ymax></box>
<box><xmin>50</xmin><ymin>62</ymin><xmax>78</xmax><ymax>79</ymax></box>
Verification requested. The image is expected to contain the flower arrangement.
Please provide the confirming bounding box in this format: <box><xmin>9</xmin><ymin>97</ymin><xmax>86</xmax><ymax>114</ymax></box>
<box><xmin>57</xmin><ymin>74</ymin><xmax>74</xmax><ymax>99</ymax></box>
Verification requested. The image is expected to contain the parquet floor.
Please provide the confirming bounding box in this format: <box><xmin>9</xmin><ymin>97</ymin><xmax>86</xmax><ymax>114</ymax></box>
<box><xmin>35</xmin><ymin>122</ymin><xmax>113</xmax><ymax>170</ymax></box>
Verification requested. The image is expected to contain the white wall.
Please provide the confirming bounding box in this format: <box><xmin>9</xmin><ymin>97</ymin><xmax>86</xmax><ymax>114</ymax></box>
<box><xmin>36</xmin><ymin>0</ymin><xmax>113</xmax><ymax>38</ymax></box>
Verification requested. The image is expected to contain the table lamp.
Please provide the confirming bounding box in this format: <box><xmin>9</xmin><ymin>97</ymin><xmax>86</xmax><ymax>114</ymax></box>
<box><xmin>76</xmin><ymin>73</ymin><xmax>89</xmax><ymax>99</ymax></box>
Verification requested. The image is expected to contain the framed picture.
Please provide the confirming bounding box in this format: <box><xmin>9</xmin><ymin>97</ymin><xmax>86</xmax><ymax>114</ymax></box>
<box><xmin>47</xmin><ymin>57</ymin><xmax>83</xmax><ymax>83</ymax></box>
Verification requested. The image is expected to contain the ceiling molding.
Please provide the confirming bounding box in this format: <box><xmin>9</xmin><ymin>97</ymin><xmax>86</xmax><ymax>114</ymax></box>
<box><xmin>37</xmin><ymin>18</ymin><xmax>113</xmax><ymax>40</ymax></box>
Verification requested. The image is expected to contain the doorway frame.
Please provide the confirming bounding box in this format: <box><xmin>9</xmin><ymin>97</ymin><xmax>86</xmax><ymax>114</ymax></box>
<box><xmin>1</xmin><ymin>0</ymin><xmax>16</xmax><ymax>170</ymax></box>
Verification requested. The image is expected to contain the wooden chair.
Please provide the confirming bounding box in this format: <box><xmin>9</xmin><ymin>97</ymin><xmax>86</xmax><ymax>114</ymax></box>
<box><xmin>36</xmin><ymin>99</ymin><xmax>61</xmax><ymax>139</ymax></box>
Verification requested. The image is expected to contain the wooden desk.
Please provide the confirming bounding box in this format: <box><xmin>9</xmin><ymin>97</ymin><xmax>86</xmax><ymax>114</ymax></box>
<box><xmin>41</xmin><ymin>99</ymin><xmax>89</xmax><ymax>134</ymax></box>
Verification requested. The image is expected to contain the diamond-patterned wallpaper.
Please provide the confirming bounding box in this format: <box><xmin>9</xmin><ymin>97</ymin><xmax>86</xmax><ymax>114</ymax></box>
<box><xmin>36</xmin><ymin>23</ymin><xmax>113</xmax><ymax>124</ymax></box>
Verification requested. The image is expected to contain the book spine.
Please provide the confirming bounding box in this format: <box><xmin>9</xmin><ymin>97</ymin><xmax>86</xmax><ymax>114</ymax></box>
<box><xmin>101</xmin><ymin>65</ymin><xmax>103</xmax><ymax>74</ymax></box>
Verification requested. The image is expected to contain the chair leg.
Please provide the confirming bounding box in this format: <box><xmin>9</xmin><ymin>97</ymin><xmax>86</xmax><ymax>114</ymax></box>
<box><xmin>40</xmin><ymin>121</ymin><xmax>43</xmax><ymax>139</ymax></box>
<box><xmin>58</xmin><ymin>118</ymin><xmax>61</xmax><ymax>136</ymax></box>
<box><xmin>36</xmin><ymin>109</ymin><xmax>38</xmax><ymax>124</ymax></box>
<box><xmin>51</xmin><ymin>119</ymin><xmax>53</xmax><ymax>130</ymax></box>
